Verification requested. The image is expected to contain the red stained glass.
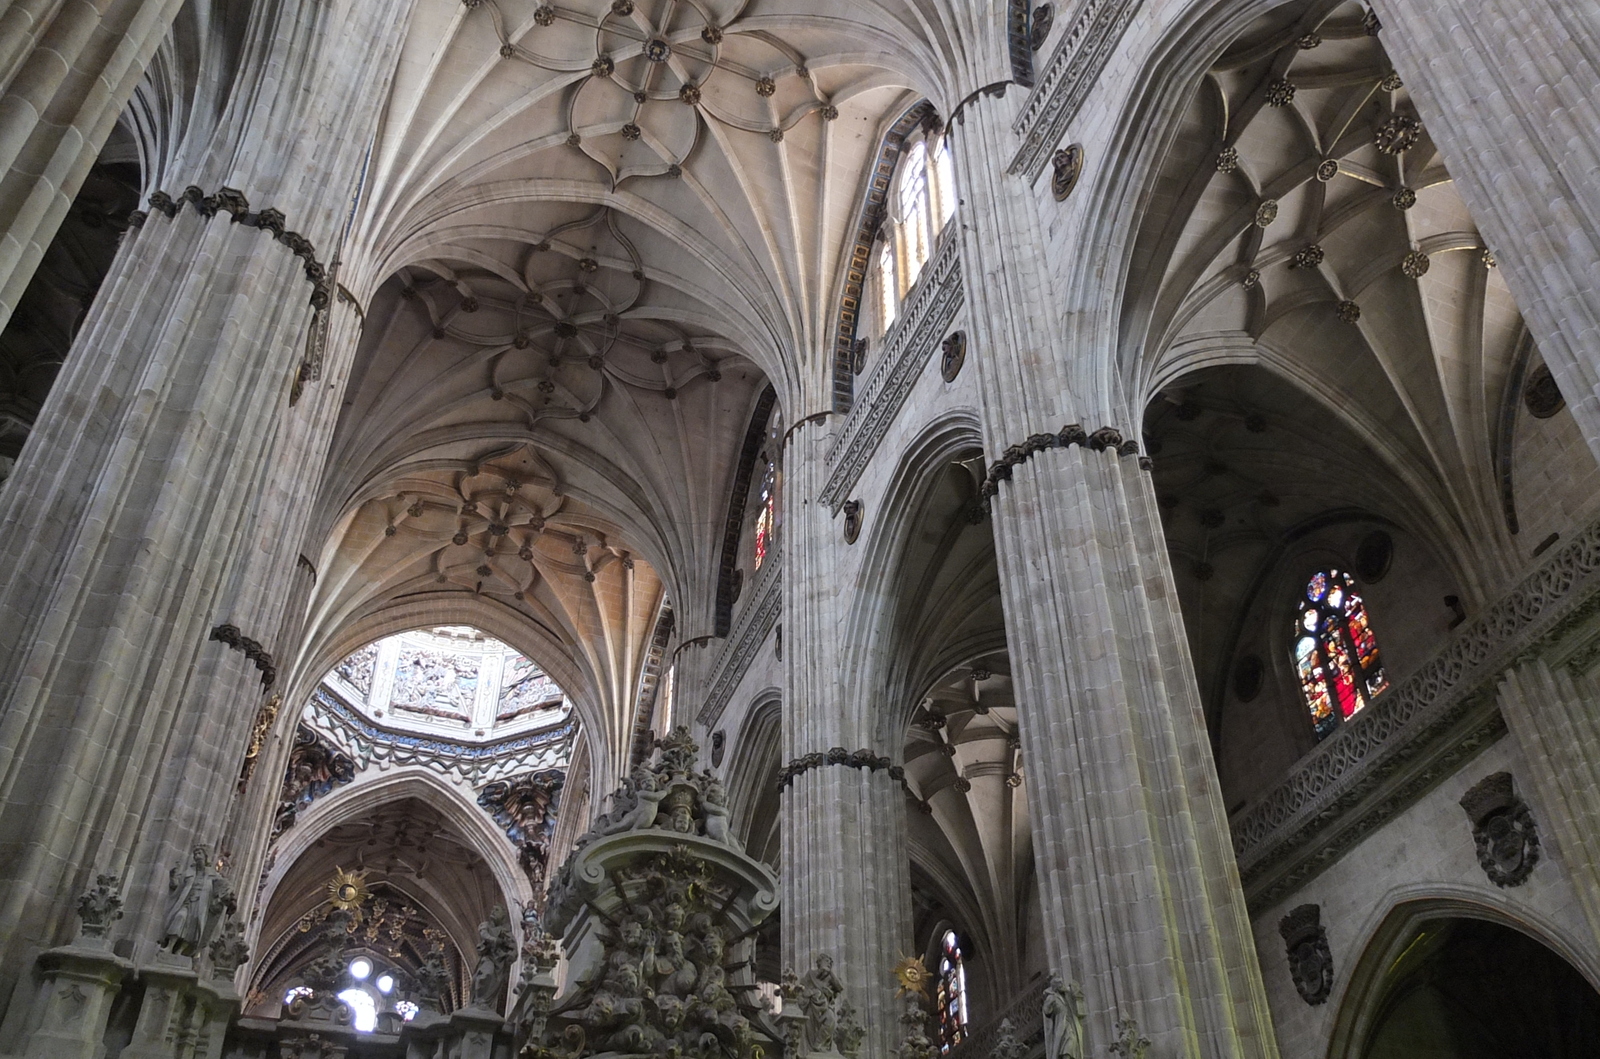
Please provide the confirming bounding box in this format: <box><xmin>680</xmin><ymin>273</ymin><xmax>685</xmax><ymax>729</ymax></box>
<box><xmin>1293</xmin><ymin>569</ymin><xmax>1388</xmax><ymax>740</ymax></box>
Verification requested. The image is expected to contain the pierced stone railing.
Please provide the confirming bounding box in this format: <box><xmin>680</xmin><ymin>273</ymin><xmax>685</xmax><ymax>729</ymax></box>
<box><xmin>1230</xmin><ymin>515</ymin><xmax>1600</xmax><ymax>910</ymax></box>
<box><xmin>942</xmin><ymin>975</ymin><xmax>1048</xmax><ymax>1059</ymax></box>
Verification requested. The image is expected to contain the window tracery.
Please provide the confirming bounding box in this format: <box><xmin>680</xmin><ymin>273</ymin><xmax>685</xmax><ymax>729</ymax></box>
<box><xmin>874</xmin><ymin>134</ymin><xmax>957</xmax><ymax>336</ymax></box>
<box><xmin>1294</xmin><ymin>569</ymin><xmax>1388</xmax><ymax>740</ymax></box>
<box><xmin>935</xmin><ymin>928</ymin><xmax>969</xmax><ymax>1051</ymax></box>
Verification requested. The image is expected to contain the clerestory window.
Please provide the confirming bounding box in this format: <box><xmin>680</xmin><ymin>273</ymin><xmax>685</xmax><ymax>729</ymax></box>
<box><xmin>1293</xmin><ymin>569</ymin><xmax>1389</xmax><ymax>740</ymax></box>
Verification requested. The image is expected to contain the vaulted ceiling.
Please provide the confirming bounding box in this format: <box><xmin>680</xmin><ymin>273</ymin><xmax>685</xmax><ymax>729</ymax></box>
<box><xmin>1127</xmin><ymin>0</ymin><xmax>1531</xmax><ymax>602</ymax></box>
<box><xmin>301</xmin><ymin>0</ymin><xmax>1006</xmax><ymax>781</ymax></box>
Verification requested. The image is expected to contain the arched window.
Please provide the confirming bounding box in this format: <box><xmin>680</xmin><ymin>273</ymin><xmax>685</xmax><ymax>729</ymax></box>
<box><xmin>935</xmin><ymin>929</ymin><xmax>969</xmax><ymax>1051</ymax></box>
<box><xmin>1294</xmin><ymin>569</ymin><xmax>1388</xmax><ymax>740</ymax></box>
<box><xmin>877</xmin><ymin>242</ymin><xmax>898</xmax><ymax>328</ymax></box>
<box><xmin>753</xmin><ymin>459</ymin><xmax>776</xmax><ymax>570</ymax></box>
<box><xmin>899</xmin><ymin>142</ymin><xmax>932</xmax><ymax>287</ymax></box>
<box><xmin>877</xmin><ymin>132</ymin><xmax>957</xmax><ymax>335</ymax></box>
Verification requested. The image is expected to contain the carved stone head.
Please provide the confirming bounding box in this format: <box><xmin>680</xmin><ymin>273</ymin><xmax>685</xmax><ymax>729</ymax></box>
<box><xmin>1277</xmin><ymin>903</ymin><xmax>1333</xmax><ymax>1005</ymax></box>
<box><xmin>1460</xmin><ymin>772</ymin><xmax>1540</xmax><ymax>887</ymax></box>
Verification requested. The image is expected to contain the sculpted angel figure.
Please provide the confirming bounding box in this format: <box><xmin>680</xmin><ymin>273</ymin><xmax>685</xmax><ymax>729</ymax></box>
<box><xmin>701</xmin><ymin>774</ymin><xmax>733</xmax><ymax>843</ymax></box>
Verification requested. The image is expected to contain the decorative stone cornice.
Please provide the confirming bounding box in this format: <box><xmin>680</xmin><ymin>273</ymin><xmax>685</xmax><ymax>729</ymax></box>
<box><xmin>979</xmin><ymin>423</ymin><xmax>1143</xmax><ymax>505</ymax></box>
<box><xmin>209</xmin><ymin>623</ymin><xmax>276</xmax><ymax>689</ymax></box>
<box><xmin>821</xmin><ymin>230</ymin><xmax>964</xmax><ymax>511</ymax></box>
<box><xmin>695</xmin><ymin>554</ymin><xmax>781</xmax><ymax>729</ymax></box>
<box><xmin>1232</xmin><ymin>514</ymin><xmax>1600</xmax><ymax>912</ymax></box>
<box><xmin>777</xmin><ymin>746</ymin><xmax>932</xmax><ymax>813</ymax></box>
<box><xmin>130</xmin><ymin>187</ymin><xmax>331</xmax><ymax>309</ymax></box>
<box><xmin>1008</xmin><ymin>0</ymin><xmax>1144</xmax><ymax>181</ymax></box>
<box><xmin>304</xmin><ymin>685</ymin><xmax>575</xmax><ymax>786</ymax></box>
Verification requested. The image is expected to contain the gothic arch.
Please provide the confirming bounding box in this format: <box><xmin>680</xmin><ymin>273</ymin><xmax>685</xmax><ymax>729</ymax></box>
<box><xmin>250</xmin><ymin>769</ymin><xmax>532</xmax><ymax>995</ymax></box>
<box><xmin>835</xmin><ymin>408</ymin><xmax>992</xmax><ymax>750</ymax></box>
<box><xmin>725</xmin><ymin>689</ymin><xmax>783</xmax><ymax>865</ymax></box>
<box><xmin>1324</xmin><ymin>886</ymin><xmax>1600</xmax><ymax>1059</ymax></box>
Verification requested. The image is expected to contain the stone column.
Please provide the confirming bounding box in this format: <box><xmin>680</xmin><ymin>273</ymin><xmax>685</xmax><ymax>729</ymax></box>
<box><xmin>1497</xmin><ymin>659</ymin><xmax>1600</xmax><ymax>941</ymax></box>
<box><xmin>946</xmin><ymin>91</ymin><xmax>1279</xmax><ymax>1059</ymax></box>
<box><xmin>0</xmin><ymin>0</ymin><xmax>185</xmax><ymax>332</ymax></box>
<box><xmin>0</xmin><ymin>0</ymin><xmax>409</xmax><ymax>1015</ymax></box>
<box><xmin>781</xmin><ymin>419</ymin><xmax>913</xmax><ymax>1059</ymax></box>
<box><xmin>1368</xmin><ymin>0</ymin><xmax>1600</xmax><ymax>454</ymax></box>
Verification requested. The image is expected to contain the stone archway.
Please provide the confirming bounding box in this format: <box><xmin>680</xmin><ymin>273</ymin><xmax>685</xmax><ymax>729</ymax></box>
<box><xmin>1330</xmin><ymin>900</ymin><xmax>1600</xmax><ymax>1058</ymax></box>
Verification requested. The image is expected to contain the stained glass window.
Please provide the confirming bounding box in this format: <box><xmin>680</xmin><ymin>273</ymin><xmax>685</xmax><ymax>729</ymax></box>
<box><xmin>1294</xmin><ymin>569</ymin><xmax>1389</xmax><ymax>740</ymax></box>
<box><xmin>753</xmin><ymin>459</ymin><xmax>776</xmax><ymax>570</ymax></box>
<box><xmin>936</xmin><ymin>929</ymin><xmax>969</xmax><ymax>1051</ymax></box>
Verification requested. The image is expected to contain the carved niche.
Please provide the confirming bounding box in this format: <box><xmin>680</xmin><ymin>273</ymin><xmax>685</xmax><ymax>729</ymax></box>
<box><xmin>1460</xmin><ymin>771</ymin><xmax>1540</xmax><ymax>887</ymax></box>
<box><xmin>1277</xmin><ymin>903</ymin><xmax>1333</xmax><ymax>1005</ymax></box>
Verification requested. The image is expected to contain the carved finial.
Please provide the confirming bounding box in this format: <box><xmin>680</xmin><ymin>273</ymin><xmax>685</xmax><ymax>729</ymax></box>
<box><xmin>76</xmin><ymin>873</ymin><xmax>124</xmax><ymax>941</ymax></box>
<box><xmin>209</xmin><ymin>916</ymin><xmax>250</xmax><ymax>978</ymax></box>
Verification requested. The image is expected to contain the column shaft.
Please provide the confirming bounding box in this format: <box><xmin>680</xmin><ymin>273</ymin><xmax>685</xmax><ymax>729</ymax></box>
<box><xmin>1370</xmin><ymin>0</ymin><xmax>1600</xmax><ymax>454</ymax></box>
<box><xmin>1497</xmin><ymin>659</ymin><xmax>1600</xmax><ymax>942</ymax></box>
<box><xmin>781</xmin><ymin>420</ymin><xmax>912</xmax><ymax>1058</ymax></box>
<box><xmin>947</xmin><ymin>90</ymin><xmax>1278</xmax><ymax>1058</ymax></box>
<box><xmin>0</xmin><ymin>0</ymin><xmax>407</xmax><ymax>1011</ymax></box>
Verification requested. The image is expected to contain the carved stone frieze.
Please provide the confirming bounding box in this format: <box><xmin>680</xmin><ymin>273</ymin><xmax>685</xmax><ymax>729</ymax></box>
<box><xmin>1277</xmin><ymin>903</ymin><xmax>1333</xmax><ymax>1005</ymax></box>
<box><xmin>1009</xmin><ymin>0</ymin><xmax>1143</xmax><ymax>179</ymax></box>
<box><xmin>696</xmin><ymin>556</ymin><xmax>781</xmax><ymax>728</ymax></box>
<box><xmin>304</xmin><ymin>685</ymin><xmax>574</xmax><ymax>785</ymax></box>
<box><xmin>1460</xmin><ymin>771</ymin><xmax>1540</xmax><ymax>887</ymax></box>
<box><xmin>822</xmin><ymin>231</ymin><xmax>964</xmax><ymax>509</ymax></box>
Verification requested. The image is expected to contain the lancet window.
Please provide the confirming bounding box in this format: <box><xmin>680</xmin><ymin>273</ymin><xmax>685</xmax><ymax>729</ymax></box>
<box><xmin>1293</xmin><ymin>569</ymin><xmax>1388</xmax><ymax>740</ymax></box>
<box><xmin>874</xmin><ymin>134</ymin><xmax>957</xmax><ymax>336</ymax></box>
<box><xmin>753</xmin><ymin>459</ymin><xmax>776</xmax><ymax>570</ymax></box>
<box><xmin>936</xmin><ymin>928</ymin><xmax>969</xmax><ymax>1050</ymax></box>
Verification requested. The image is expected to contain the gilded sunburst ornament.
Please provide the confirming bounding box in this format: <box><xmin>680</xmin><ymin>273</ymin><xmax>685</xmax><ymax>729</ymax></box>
<box><xmin>893</xmin><ymin>954</ymin><xmax>931</xmax><ymax>997</ymax></box>
<box><xmin>328</xmin><ymin>866</ymin><xmax>371</xmax><ymax>915</ymax></box>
